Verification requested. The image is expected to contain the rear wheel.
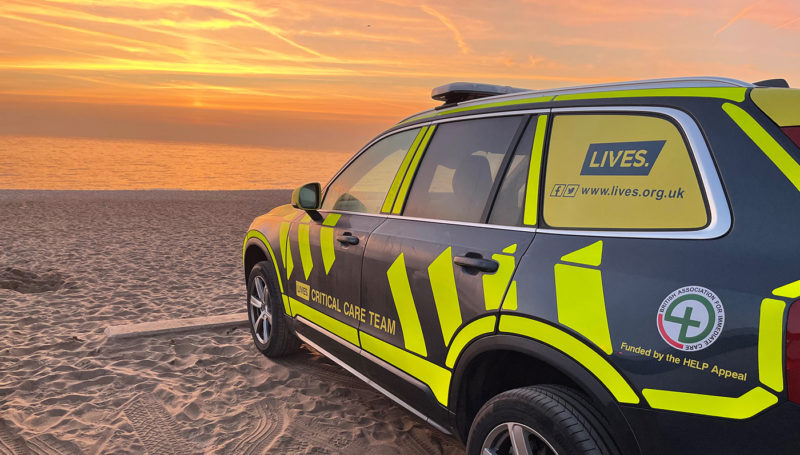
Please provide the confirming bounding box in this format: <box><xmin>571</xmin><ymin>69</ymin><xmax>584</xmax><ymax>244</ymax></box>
<box><xmin>247</xmin><ymin>261</ymin><xmax>299</xmax><ymax>357</ymax></box>
<box><xmin>467</xmin><ymin>385</ymin><xmax>617</xmax><ymax>455</ymax></box>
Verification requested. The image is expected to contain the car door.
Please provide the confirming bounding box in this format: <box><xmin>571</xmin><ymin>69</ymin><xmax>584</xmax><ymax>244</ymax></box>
<box><xmin>285</xmin><ymin>128</ymin><xmax>423</xmax><ymax>361</ymax></box>
<box><xmin>357</xmin><ymin>114</ymin><xmax>545</xmax><ymax>418</ymax></box>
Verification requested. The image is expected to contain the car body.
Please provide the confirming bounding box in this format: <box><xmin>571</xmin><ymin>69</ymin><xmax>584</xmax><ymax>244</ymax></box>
<box><xmin>243</xmin><ymin>77</ymin><xmax>800</xmax><ymax>454</ymax></box>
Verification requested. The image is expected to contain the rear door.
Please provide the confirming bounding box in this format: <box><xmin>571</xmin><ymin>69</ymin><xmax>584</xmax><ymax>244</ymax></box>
<box><xmin>286</xmin><ymin>128</ymin><xmax>422</xmax><ymax>360</ymax></box>
<box><xmin>357</xmin><ymin>114</ymin><xmax>545</xmax><ymax>414</ymax></box>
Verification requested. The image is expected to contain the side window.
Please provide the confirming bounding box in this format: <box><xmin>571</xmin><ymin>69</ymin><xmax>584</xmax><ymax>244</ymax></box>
<box><xmin>543</xmin><ymin>114</ymin><xmax>708</xmax><ymax>230</ymax></box>
<box><xmin>402</xmin><ymin>116</ymin><xmax>522</xmax><ymax>223</ymax></box>
<box><xmin>322</xmin><ymin>128</ymin><xmax>420</xmax><ymax>213</ymax></box>
<box><xmin>488</xmin><ymin>116</ymin><xmax>538</xmax><ymax>226</ymax></box>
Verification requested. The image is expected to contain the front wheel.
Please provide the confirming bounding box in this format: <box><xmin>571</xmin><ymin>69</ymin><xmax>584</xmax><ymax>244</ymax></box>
<box><xmin>467</xmin><ymin>385</ymin><xmax>617</xmax><ymax>455</ymax></box>
<box><xmin>247</xmin><ymin>261</ymin><xmax>299</xmax><ymax>357</ymax></box>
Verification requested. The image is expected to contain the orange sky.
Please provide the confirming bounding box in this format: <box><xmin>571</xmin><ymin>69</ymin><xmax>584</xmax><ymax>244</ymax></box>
<box><xmin>2</xmin><ymin>0</ymin><xmax>800</xmax><ymax>152</ymax></box>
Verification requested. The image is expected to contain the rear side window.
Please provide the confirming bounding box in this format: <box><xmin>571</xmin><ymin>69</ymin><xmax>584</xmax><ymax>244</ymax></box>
<box><xmin>488</xmin><ymin>116</ymin><xmax>538</xmax><ymax>226</ymax></box>
<box><xmin>543</xmin><ymin>114</ymin><xmax>708</xmax><ymax>230</ymax></box>
<box><xmin>322</xmin><ymin>128</ymin><xmax>420</xmax><ymax>213</ymax></box>
<box><xmin>402</xmin><ymin>116</ymin><xmax>522</xmax><ymax>223</ymax></box>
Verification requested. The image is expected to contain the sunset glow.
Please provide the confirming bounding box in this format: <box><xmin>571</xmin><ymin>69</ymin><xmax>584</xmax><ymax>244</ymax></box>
<box><xmin>2</xmin><ymin>0</ymin><xmax>800</xmax><ymax>151</ymax></box>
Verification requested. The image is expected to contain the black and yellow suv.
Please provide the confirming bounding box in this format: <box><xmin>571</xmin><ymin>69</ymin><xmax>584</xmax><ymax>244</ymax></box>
<box><xmin>243</xmin><ymin>77</ymin><xmax>800</xmax><ymax>454</ymax></box>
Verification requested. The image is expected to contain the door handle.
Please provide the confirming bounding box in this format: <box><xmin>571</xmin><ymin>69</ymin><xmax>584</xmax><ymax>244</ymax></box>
<box><xmin>453</xmin><ymin>255</ymin><xmax>498</xmax><ymax>273</ymax></box>
<box><xmin>336</xmin><ymin>233</ymin><xmax>359</xmax><ymax>245</ymax></box>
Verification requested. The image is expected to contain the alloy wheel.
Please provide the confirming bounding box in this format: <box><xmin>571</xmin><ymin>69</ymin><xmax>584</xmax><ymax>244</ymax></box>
<box><xmin>249</xmin><ymin>275</ymin><xmax>272</xmax><ymax>344</ymax></box>
<box><xmin>481</xmin><ymin>422</ymin><xmax>558</xmax><ymax>455</ymax></box>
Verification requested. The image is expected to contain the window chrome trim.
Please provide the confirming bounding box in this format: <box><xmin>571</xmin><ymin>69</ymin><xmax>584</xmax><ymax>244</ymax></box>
<box><xmin>317</xmin><ymin>209</ymin><xmax>538</xmax><ymax>233</ymax></box>
<box><xmin>294</xmin><ymin>319</ymin><xmax>452</xmax><ymax>435</ymax></box>
<box><xmin>322</xmin><ymin>105</ymin><xmax>731</xmax><ymax>240</ymax></box>
<box><xmin>540</xmin><ymin>106</ymin><xmax>731</xmax><ymax>239</ymax></box>
<box><xmin>422</xmin><ymin>109</ymin><xmax>548</xmax><ymax>124</ymax></box>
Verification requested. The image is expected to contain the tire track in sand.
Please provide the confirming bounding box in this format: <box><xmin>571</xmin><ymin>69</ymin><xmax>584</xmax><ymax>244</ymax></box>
<box><xmin>122</xmin><ymin>395</ymin><xmax>199</xmax><ymax>455</ymax></box>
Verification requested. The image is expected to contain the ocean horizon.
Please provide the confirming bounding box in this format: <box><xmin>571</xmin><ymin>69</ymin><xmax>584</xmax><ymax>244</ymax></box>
<box><xmin>0</xmin><ymin>135</ymin><xmax>352</xmax><ymax>190</ymax></box>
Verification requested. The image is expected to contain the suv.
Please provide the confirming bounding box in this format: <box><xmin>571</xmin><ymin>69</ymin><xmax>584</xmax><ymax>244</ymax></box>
<box><xmin>242</xmin><ymin>77</ymin><xmax>800</xmax><ymax>454</ymax></box>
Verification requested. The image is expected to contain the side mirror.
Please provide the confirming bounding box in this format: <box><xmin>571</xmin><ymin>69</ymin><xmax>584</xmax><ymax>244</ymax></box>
<box><xmin>291</xmin><ymin>182</ymin><xmax>321</xmax><ymax>211</ymax></box>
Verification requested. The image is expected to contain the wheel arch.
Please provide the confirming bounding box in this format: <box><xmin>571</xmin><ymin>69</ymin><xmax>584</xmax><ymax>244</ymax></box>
<box><xmin>243</xmin><ymin>230</ymin><xmax>282</xmax><ymax>288</ymax></box>
<box><xmin>243</xmin><ymin>240</ymin><xmax>269</xmax><ymax>282</ymax></box>
<box><xmin>450</xmin><ymin>333</ymin><xmax>641</xmax><ymax>455</ymax></box>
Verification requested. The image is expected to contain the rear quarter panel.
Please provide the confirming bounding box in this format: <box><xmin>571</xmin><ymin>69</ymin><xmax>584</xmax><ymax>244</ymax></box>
<box><xmin>506</xmin><ymin>96</ymin><xmax>800</xmax><ymax>452</ymax></box>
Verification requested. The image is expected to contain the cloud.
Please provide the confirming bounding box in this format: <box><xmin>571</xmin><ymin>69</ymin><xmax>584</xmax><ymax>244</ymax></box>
<box><xmin>220</xmin><ymin>7</ymin><xmax>329</xmax><ymax>59</ymax></box>
<box><xmin>2</xmin><ymin>0</ymin><xmax>799</xmax><ymax>147</ymax></box>
<box><xmin>420</xmin><ymin>5</ymin><xmax>470</xmax><ymax>54</ymax></box>
<box><xmin>714</xmin><ymin>1</ymin><xmax>762</xmax><ymax>37</ymax></box>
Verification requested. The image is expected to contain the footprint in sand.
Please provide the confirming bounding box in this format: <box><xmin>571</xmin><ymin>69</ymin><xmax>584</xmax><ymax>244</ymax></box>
<box><xmin>0</xmin><ymin>267</ymin><xmax>68</xmax><ymax>294</ymax></box>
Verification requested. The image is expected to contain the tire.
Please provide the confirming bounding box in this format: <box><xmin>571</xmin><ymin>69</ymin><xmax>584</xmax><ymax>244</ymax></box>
<box><xmin>466</xmin><ymin>385</ymin><xmax>618</xmax><ymax>455</ymax></box>
<box><xmin>247</xmin><ymin>261</ymin><xmax>300</xmax><ymax>357</ymax></box>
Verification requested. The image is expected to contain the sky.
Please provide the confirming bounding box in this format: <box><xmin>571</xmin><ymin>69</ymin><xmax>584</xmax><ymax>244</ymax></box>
<box><xmin>1</xmin><ymin>0</ymin><xmax>800</xmax><ymax>152</ymax></box>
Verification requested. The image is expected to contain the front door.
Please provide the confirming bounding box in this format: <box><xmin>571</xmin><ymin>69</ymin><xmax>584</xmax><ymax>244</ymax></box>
<box><xmin>287</xmin><ymin>211</ymin><xmax>381</xmax><ymax>355</ymax></box>
<box><xmin>285</xmin><ymin>127</ymin><xmax>424</xmax><ymax>358</ymax></box>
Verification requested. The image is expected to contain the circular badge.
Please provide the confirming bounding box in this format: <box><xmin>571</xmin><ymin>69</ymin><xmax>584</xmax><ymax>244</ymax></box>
<box><xmin>657</xmin><ymin>286</ymin><xmax>725</xmax><ymax>351</ymax></box>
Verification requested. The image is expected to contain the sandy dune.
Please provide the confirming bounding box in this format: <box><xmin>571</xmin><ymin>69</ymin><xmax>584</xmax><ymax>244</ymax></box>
<box><xmin>0</xmin><ymin>190</ymin><xmax>462</xmax><ymax>454</ymax></box>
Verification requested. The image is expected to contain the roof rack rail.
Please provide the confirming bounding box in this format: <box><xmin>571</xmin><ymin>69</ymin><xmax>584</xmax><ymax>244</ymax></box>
<box><xmin>397</xmin><ymin>77</ymin><xmax>757</xmax><ymax>124</ymax></box>
<box><xmin>753</xmin><ymin>79</ymin><xmax>790</xmax><ymax>88</ymax></box>
<box><xmin>431</xmin><ymin>82</ymin><xmax>529</xmax><ymax>108</ymax></box>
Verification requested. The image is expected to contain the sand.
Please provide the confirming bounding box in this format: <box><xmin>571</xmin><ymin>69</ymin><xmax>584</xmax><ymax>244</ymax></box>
<box><xmin>0</xmin><ymin>190</ymin><xmax>462</xmax><ymax>454</ymax></box>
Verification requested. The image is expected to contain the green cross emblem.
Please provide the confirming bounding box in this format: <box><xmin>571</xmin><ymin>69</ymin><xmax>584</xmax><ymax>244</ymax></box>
<box><xmin>663</xmin><ymin>294</ymin><xmax>715</xmax><ymax>344</ymax></box>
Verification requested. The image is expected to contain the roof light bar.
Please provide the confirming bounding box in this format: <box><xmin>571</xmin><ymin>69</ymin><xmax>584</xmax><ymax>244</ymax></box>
<box><xmin>431</xmin><ymin>82</ymin><xmax>529</xmax><ymax>107</ymax></box>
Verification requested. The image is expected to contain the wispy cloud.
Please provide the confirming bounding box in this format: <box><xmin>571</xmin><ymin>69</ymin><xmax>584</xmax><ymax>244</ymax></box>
<box><xmin>714</xmin><ymin>1</ymin><xmax>762</xmax><ymax>37</ymax></box>
<box><xmin>420</xmin><ymin>4</ymin><xmax>470</xmax><ymax>54</ymax></box>
<box><xmin>776</xmin><ymin>15</ymin><xmax>800</xmax><ymax>30</ymax></box>
<box><xmin>220</xmin><ymin>7</ymin><xmax>329</xmax><ymax>59</ymax></box>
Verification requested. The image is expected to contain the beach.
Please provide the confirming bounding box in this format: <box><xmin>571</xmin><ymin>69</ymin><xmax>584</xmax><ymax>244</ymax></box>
<box><xmin>0</xmin><ymin>190</ymin><xmax>462</xmax><ymax>454</ymax></box>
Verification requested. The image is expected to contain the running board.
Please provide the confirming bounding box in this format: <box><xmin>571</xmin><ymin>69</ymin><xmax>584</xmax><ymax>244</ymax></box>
<box><xmin>294</xmin><ymin>319</ymin><xmax>451</xmax><ymax>435</ymax></box>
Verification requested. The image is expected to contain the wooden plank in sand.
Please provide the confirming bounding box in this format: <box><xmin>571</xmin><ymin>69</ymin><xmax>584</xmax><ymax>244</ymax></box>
<box><xmin>105</xmin><ymin>313</ymin><xmax>249</xmax><ymax>339</ymax></box>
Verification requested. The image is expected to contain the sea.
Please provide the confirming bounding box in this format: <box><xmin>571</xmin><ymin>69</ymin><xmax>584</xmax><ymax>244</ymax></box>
<box><xmin>0</xmin><ymin>136</ymin><xmax>353</xmax><ymax>190</ymax></box>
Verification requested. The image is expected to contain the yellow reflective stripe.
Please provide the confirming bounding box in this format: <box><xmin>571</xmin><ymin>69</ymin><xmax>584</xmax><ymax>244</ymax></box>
<box><xmin>392</xmin><ymin>125</ymin><xmax>436</xmax><ymax>214</ymax></box>
<box><xmin>360</xmin><ymin>332</ymin><xmax>451</xmax><ymax>405</ymax></box>
<box><xmin>554</xmin><ymin>264</ymin><xmax>612</xmax><ymax>354</ymax></box>
<box><xmin>279</xmin><ymin>221</ymin><xmax>293</xmax><ymax>280</ymax></box>
<box><xmin>288</xmin><ymin>296</ymin><xmax>360</xmax><ymax>347</ymax></box>
<box><xmin>298</xmin><ymin>222</ymin><xmax>313</xmax><ymax>280</ymax></box>
<box><xmin>751</xmin><ymin>88</ymin><xmax>800</xmax><ymax>127</ymax></box>
<box><xmin>523</xmin><ymin>114</ymin><xmax>548</xmax><ymax>225</ymax></box>
<box><xmin>483</xmin><ymin>244</ymin><xmax>517</xmax><ymax>311</ymax></box>
<box><xmin>381</xmin><ymin>127</ymin><xmax>427</xmax><ymax>213</ymax></box>
<box><xmin>320</xmin><ymin>213</ymin><xmax>340</xmax><ymax>275</ymax></box>
<box><xmin>723</xmin><ymin>103</ymin><xmax>800</xmax><ymax>193</ymax></box>
<box><xmin>642</xmin><ymin>387</ymin><xmax>777</xmax><ymax>419</ymax></box>
<box><xmin>499</xmin><ymin>315</ymin><xmax>639</xmax><ymax>404</ymax></box>
<box><xmin>759</xmin><ymin>298</ymin><xmax>787</xmax><ymax>392</ymax></box>
<box><xmin>386</xmin><ymin>253</ymin><xmax>427</xmax><ymax>357</ymax></box>
<box><xmin>773</xmin><ymin>279</ymin><xmax>800</xmax><ymax>299</ymax></box>
<box><xmin>427</xmin><ymin>247</ymin><xmax>462</xmax><ymax>345</ymax></box>
<box><xmin>502</xmin><ymin>280</ymin><xmax>518</xmax><ymax>311</ymax></box>
<box><xmin>243</xmin><ymin>230</ymin><xmax>285</xmax><ymax>295</ymax></box>
<box><xmin>560</xmin><ymin>240</ymin><xmax>603</xmax><ymax>267</ymax></box>
<box><xmin>321</xmin><ymin>213</ymin><xmax>340</xmax><ymax>226</ymax></box>
<box><xmin>399</xmin><ymin>96</ymin><xmax>554</xmax><ymax>125</ymax></box>
<box><xmin>282</xmin><ymin>294</ymin><xmax>290</xmax><ymax>314</ymax></box>
<box><xmin>445</xmin><ymin>316</ymin><xmax>496</xmax><ymax>368</ymax></box>
<box><xmin>557</xmin><ymin>87</ymin><xmax>746</xmax><ymax>102</ymax></box>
